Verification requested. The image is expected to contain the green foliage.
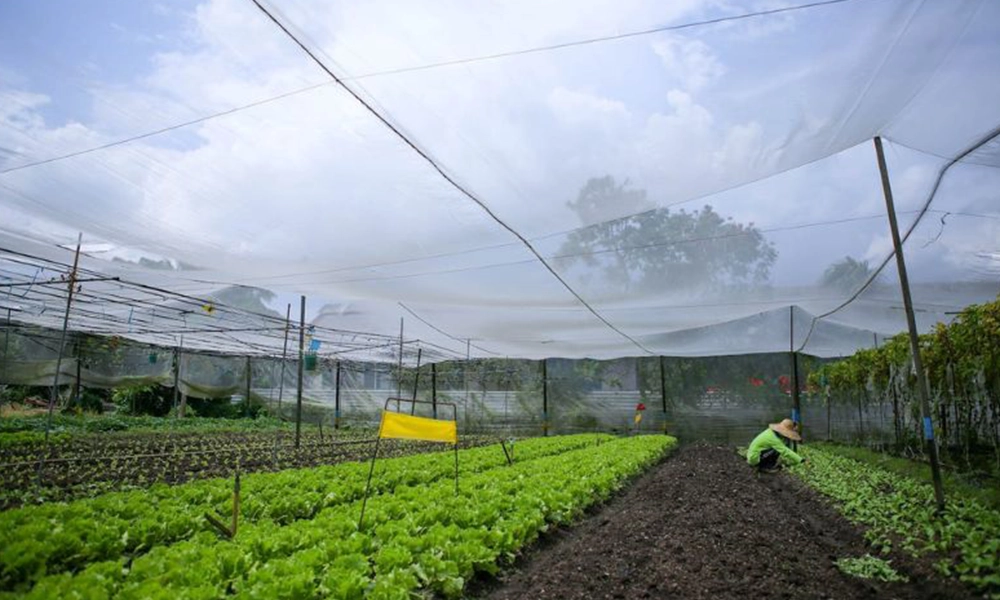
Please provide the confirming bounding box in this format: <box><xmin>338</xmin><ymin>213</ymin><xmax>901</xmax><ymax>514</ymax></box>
<box><xmin>809</xmin><ymin>295</ymin><xmax>1000</xmax><ymax>464</ymax></box>
<box><xmin>814</xmin><ymin>442</ymin><xmax>1000</xmax><ymax>510</ymax></box>
<box><xmin>186</xmin><ymin>396</ymin><xmax>242</xmax><ymax>419</ymax></box>
<box><xmin>111</xmin><ymin>384</ymin><xmax>173</xmax><ymax>416</ymax></box>
<box><xmin>560</xmin><ymin>176</ymin><xmax>777</xmax><ymax>292</ymax></box>
<box><xmin>62</xmin><ymin>388</ymin><xmax>108</xmax><ymax>414</ymax></box>
<box><xmin>2</xmin><ymin>434</ymin><xmax>676</xmax><ymax>598</ymax></box>
<box><xmin>820</xmin><ymin>256</ymin><xmax>873</xmax><ymax>291</ymax></box>
<box><xmin>791</xmin><ymin>446</ymin><xmax>1000</xmax><ymax>596</ymax></box>
<box><xmin>0</xmin><ymin>414</ymin><xmax>290</xmax><ymax>437</ymax></box>
<box><xmin>835</xmin><ymin>554</ymin><xmax>908</xmax><ymax>582</ymax></box>
<box><xmin>0</xmin><ymin>385</ymin><xmax>49</xmax><ymax>406</ymax></box>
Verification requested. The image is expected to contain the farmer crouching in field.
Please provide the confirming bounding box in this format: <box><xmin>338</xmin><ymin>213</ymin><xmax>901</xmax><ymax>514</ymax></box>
<box><xmin>747</xmin><ymin>418</ymin><xmax>805</xmax><ymax>472</ymax></box>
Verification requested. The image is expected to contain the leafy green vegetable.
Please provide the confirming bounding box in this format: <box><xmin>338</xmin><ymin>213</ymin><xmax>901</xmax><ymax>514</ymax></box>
<box><xmin>835</xmin><ymin>555</ymin><xmax>908</xmax><ymax>582</ymax></box>
<box><xmin>791</xmin><ymin>446</ymin><xmax>1000</xmax><ymax>597</ymax></box>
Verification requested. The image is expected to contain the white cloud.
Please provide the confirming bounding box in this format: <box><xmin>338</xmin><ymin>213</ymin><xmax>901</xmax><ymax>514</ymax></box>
<box><xmin>547</xmin><ymin>87</ymin><xmax>630</xmax><ymax>125</ymax></box>
<box><xmin>651</xmin><ymin>36</ymin><xmax>725</xmax><ymax>92</ymax></box>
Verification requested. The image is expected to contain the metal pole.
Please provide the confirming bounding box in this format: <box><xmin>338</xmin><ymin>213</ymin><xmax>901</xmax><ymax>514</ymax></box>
<box><xmin>334</xmin><ymin>360</ymin><xmax>342</xmax><ymax>429</ymax></box>
<box><xmin>358</xmin><ymin>434</ymin><xmax>383</xmax><ymax>529</ymax></box>
<box><xmin>172</xmin><ymin>347</ymin><xmax>180</xmax><ymax>416</ymax></box>
<box><xmin>295</xmin><ymin>295</ymin><xmax>305</xmax><ymax>449</ymax></box>
<box><xmin>397</xmin><ymin>317</ymin><xmax>404</xmax><ymax>398</ymax></box>
<box><xmin>659</xmin><ymin>356</ymin><xmax>668</xmax><ymax>435</ymax></box>
<box><xmin>245</xmin><ymin>356</ymin><xmax>252</xmax><ymax>418</ymax></box>
<box><xmin>44</xmin><ymin>233</ymin><xmax>82</xmax><ymax>443</ymax></box>
<box><xmin>542</xmin><ymin>359</ymin><xmax>549</xmax><ymax>437</ymax></box>
<box><xmin>410</xmin><ymin>347</ymin><xmax>422</xmax><ymax>413</ymax></box>
<box><xmin>277</xmin><ymin>303</ymin><xmax>291</xmax><ymax>417</ymax></box>
<box><xmin>73</xmin><ymin>341</ymin><xmax>81</xmax><ymax>407</ymax></box>
<box><xmin>790</xmin><ymin>307</ymin><xmax>802</xmax><ymax>448</ymax></box>
<box><xmin>1</xmin><ymin>308</ymin><xmax>11</xmax><ymax>385</ymax></box>
<box><xmin>874</xmin><ymin>136</ymin><xmax>945</xmax><ymax>511</ymax></box>
<box><xmin>432</xmin><ymin>362</ymin><xmax>437</xmax><ymax>419</ymax></box>
<box><xmin>464</xmin><ymin>339</ymin><xmax>471</xmax><ymax>428</ymax></box>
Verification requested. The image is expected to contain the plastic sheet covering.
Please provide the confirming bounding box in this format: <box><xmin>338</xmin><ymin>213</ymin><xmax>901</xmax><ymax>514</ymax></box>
<box><xmin>0</xmin><ymin>0</ymin><xmax>998</xmax><ymax>362</ymax></box>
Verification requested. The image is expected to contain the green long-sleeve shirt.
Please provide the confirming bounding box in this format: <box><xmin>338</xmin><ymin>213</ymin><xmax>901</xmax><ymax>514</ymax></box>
<box><xmin>746</xmin><ymin>428</ymin><xmax>803</xmax><ymax>466</ymax></box>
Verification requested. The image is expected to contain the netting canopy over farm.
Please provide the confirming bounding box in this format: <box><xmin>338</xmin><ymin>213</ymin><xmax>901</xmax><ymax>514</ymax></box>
<box><xmin>1</xmin><ymin>0</ymin><xmax>998</xmax><ymax>361</ymax></box>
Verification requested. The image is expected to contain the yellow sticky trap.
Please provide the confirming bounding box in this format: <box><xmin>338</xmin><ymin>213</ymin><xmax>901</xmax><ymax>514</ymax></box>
<box><xmin>379</xmin><ymin>410</ymin><xmax>457</xmax><ymax>444</ymax></box>
<box><xmin>634</xmin><ymin>412</ymin><xmax>643</xmax><ymax>424</ymax></box>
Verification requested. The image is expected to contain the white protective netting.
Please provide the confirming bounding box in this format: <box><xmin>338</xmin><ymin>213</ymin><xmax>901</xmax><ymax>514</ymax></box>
<box><xmin>0</xmin><ymin>0</ymin><xmax>998</xmax><ymax>363</ymax></box>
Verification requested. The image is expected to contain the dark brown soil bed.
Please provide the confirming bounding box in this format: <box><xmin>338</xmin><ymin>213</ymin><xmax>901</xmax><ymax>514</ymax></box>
<box><xmin>478</xmin><ymin>443</ymin><xmax>976</xmax><ymax>600</ymax></box>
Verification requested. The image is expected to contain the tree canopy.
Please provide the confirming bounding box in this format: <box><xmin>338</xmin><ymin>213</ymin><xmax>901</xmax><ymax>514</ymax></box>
<box><xmin>558</xmin><ymin>176</ymin><xmax>777</xmax><ymax>293</ymax></box>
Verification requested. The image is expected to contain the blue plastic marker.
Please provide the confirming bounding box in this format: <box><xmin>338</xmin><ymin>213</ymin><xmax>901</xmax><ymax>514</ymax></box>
<box><xmin>923</xmin><ymin>416</ymin><xmax>934</xmax><ymax>441</ymax></box>
<box><xmin>791</xmin><ymin>408</ymin><xmax>800</xmax><ymax>424</ymax></box>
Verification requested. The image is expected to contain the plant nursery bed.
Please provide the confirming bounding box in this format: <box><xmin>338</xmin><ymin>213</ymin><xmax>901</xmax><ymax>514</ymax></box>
<box><xmin>480</xmin><ymin>443</ymin><xmax>975</xmax><ymax>600</ymax></box>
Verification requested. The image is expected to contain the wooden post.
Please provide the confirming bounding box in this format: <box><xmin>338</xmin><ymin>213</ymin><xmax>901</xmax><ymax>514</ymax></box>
<box><xmin>874</xmin><ymin>136</ymin><xmax>945</xmax><ymax>511</ymax></box>
<box><xmin>295</xmin><ymin>295</ymin><xmax>305</xmax><ymax>449</ymax></box>
<box><xmin>542</xmin><ymin>359</ymin><xmax>549</xmax><ymax>437</ymax></box>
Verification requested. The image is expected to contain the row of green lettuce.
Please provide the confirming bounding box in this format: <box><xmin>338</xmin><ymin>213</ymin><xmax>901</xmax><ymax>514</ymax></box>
<box><xmin>790</xmin><ymin>446</ymin><xmax>1000</xmax><ymax>597</ymax></box>
<box><xmin>4</xmin><ymin>435</ymin><xmax>675</xmax><ymax>599</ymax></box>
<box><xmin>0</xmin><ymin>434</ymin><xmax>611</xmax><ymax>592</ymax></box>
<box><xmin>0</xmin><ymin>414</ymin><xmax>301</xmax><ymax>436</ymax></box>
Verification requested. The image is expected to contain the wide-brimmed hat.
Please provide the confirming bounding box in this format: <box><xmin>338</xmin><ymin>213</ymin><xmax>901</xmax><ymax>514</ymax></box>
<box><xmin>769</xmin><ymin>418</ymin><xmax>802</xmax><ymax>441</ymax></box>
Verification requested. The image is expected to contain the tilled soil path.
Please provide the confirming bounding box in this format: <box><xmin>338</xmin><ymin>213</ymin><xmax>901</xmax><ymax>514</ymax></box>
<box><xmin>480</xmin><ymin>443</ymin><xmax>975</xmax><ymax>600</ymax></box>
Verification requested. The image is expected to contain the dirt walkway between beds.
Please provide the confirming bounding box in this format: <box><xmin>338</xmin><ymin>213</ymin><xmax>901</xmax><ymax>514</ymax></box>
<box><xmin>478</xmin><ymin>443</ymin><xmax>975</xmax><ymax>600</ymax></box>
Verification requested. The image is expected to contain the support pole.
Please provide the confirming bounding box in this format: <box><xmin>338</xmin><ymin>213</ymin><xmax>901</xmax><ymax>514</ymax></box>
<box><xmin>790</xmin><ymin>307</ymin><xmax>802</xmax><ymax>448</ymax></box>
<box><xmin>245</xmin><ymin>356</ymin><xmax>252</xmax><ymax>419</ymax></box>
<box><xmin>358</xmin><ymin>434</ymin><xmax>383</xmax><ymax>529</ymax></box>
<box><xmin>432</xmin><ymin>362</ymin><xmax>438</xmax><ymax>419</ymax></box>
<box><xmin>277</xmin><ymin>303</ymin><xmax>291</xmax><ymax>417</ymax></box>
<box><xmin>172</xmin><ymin>347</ymin><xmax>181</xmax><ymax>417</ymax></box>
<box><xmin>464</xmin><ymin>339</ymin><xmax>471</xmax><ymax>428</ymax></box>
<box><xmin>410</xmin><ymin>347</ymin><xmax>422</xmax><ymax>413</ymax></box>
<box><xmin>44</xmin><ymin>233</ymin><xmax>82</xmax><ymax>443</ymax></box>
<box><xmin>874</xmin><ymin>136</ymin><xmax>945</xmax><ymax>511</ymax></box>
<box><xmin>295</xmin><ymin>295</ymin><xmax>305</xmax><ymax>449</ymax></box>
<box><xmin>542</xmin><ymin>359</ymin><xmax>549</xmax><ymax>437</ymax></box>
<box><xmin>72</xmin><ymin>342</ymin><xmax>81</xmax><ymax>408</ymax></box>
<box><xmin>397</xmin><ymin>318</ymin><xmax>404</xmax><ymax>398</ymax></box>
<box><xmin>1</xmin><ymin>308</ymin><xmax>11</xmax><ymax>385</ymax></box>
<box><xmin>334</xmin><ymin>360</ymin><xmax>342</xmax><ymax>429</ymax></box>
<box><xmin>659</xmin><ymin>356</ymin><xmax>668</xmax><ymax>435</ymax></box>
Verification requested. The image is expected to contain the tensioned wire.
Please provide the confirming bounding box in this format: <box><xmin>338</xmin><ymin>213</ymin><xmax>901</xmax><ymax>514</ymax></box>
<box><xmin>0</xmin><ymin>0</ymin><xmax>871</xmax><ymax>357</ymax></box>
<box><xmin>796</xmin><ymin>128</ymin><xmax>1000</xmax><ymax>352</ymax></box>
<box><xmin>247</xmin><ymin>0</ymin><xmax>656</xmax><ymax>357</ymax></box>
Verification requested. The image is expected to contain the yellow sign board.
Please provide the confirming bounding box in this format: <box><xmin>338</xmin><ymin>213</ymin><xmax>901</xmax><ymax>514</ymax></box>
<box><xmin>379</xmin><ymin>410</ymin><xmax>457</xmax><ymax>444</ymax></box>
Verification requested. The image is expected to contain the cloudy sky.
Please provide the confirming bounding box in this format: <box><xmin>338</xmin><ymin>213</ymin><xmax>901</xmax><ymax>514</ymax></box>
<box><xmin>0</xmin><ymin>0</ymin><xmax>998</xmax><ymax>359</ymax></box>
